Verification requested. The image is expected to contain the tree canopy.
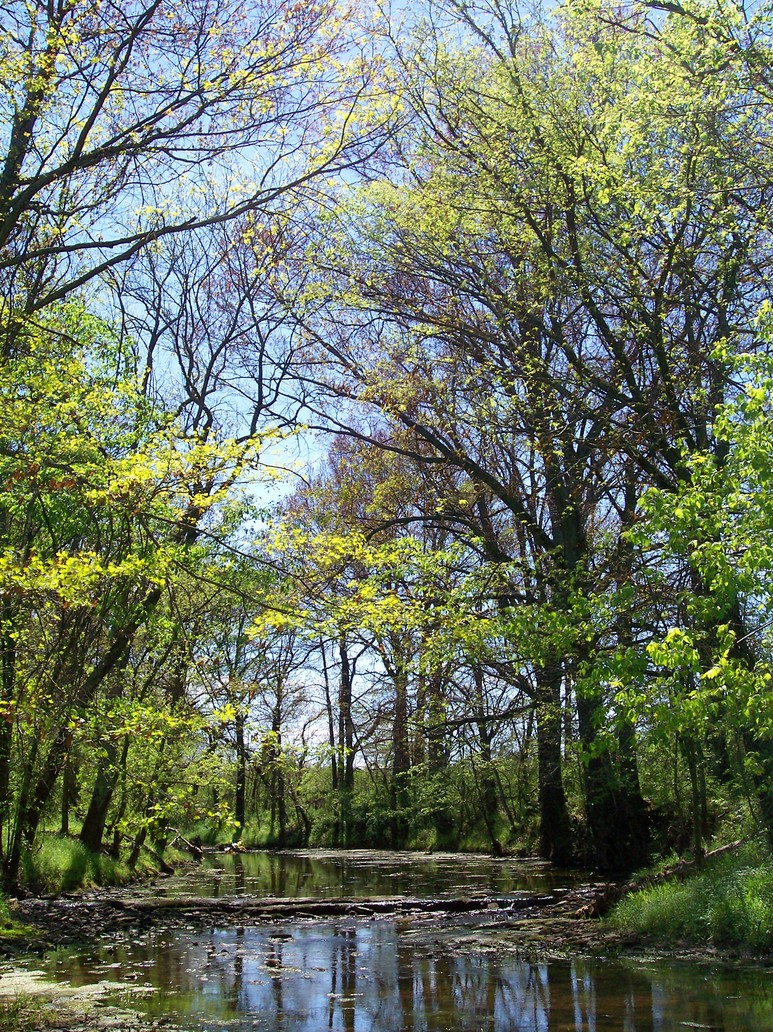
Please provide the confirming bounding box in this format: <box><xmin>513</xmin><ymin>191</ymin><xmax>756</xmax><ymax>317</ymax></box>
<box><xmin>2</xmin><ymin>0</ymin><xmax>773</xmax><ymax>888</ymax></box>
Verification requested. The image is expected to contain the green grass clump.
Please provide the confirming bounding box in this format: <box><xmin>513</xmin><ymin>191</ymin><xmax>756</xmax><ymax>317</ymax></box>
<box><xmin>0</xmin><ymin>893</ymin><xmax>39</xmax><ymax>942</ymax></box>
<box><xmin>182</xmin><ymin>818</ymin><xmax>235</xmax><ymax>847</ymax></box>
<box><xmin>22</xmin><ymin>834</ymin><xmax>132</xmax><ymax>894</ymax></box>
<box><xmin>0</xmin><ymin>995</ymin><xmax>50</xmax><ymax>1031</ymax></box>
<box><xmin>609</xmin><ymin>843</ymin><xmax>773</xmax><ymax>951</ymax></box>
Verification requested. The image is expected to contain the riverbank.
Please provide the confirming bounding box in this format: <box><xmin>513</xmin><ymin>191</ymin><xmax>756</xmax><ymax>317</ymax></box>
<box><xmin>0</xmin><ymin>891</ymin><xmax>767</xmax><ymax>1032</ymax></box>
<box><xmin>4</xmin><ymin>841</ymin><xmax>773</xmax><ymax>963</ymax></box>
<box><xmin>2</xmin><ymin>844</ymin><xmax>772</xmax><ymax>1032</ymax></box>
<box><xmin>2</xmin><ymin>899</ymin><xmax>771</xmax><ymax>1031</ymax></box>
<box><xmin>0</xmin><ymin>877</ymin><xmax>755</xmax><ymax>963</ymax></box>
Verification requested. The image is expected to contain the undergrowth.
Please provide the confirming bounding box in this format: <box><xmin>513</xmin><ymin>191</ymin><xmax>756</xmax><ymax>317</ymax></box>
<box><xmin>21</xmin><ymin>835</ymin><xmax>130</xmax><ymax>893</ymax></box>
<box><xmin>608</xmin><ymin>841</ymin><xmax>773</xmax><ymax>951</ymax></box>
<box><xmin>18</xmin><ymin>833</ymin><xmax>185</xmax><ymax>894</ymax></box>
<box><xmin>183</xmin><ymin>818</ymin><xmax>236</xmax><ymax>847</ymax></box>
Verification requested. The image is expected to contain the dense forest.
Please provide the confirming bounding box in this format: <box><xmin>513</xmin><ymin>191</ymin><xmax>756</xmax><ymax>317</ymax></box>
<box><xmin>2</xmin><ymin>0</ymin><xmax>773</xmax><ymax>895</ymax></box>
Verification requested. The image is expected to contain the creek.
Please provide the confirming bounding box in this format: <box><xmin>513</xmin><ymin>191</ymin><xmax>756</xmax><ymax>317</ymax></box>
<box><xmin>5</xmin><ymin>849</ymin><xmax>773</xmax><ymax>1030</ymax></box>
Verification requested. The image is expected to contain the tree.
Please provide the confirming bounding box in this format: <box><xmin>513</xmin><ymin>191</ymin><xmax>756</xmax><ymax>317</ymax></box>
<box><xmin>633</xmin><ymin>326</ymin><xmax>773</xmax><ymax>848</ymax></box>
<box><xmin>0</xmin><ymin>302</ymin><xmax>261</xmax><ymax>887</ymax></box>
<box><xmin>270</xmin><ymin>0</ymin><xmax>773</xmax><ymax>867</ymax></box>
<box><xmin>0</xmin><ymin>0</ymin><xmax>389</xmax><ymax>324</ymax></box>
<box><xmin>0</xmin><ymin>0</ymin><xmax>394</xmax><ymax>885</ymax></box>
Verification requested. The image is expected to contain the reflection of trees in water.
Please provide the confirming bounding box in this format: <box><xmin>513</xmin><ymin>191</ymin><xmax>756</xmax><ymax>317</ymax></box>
<box><xmin>569</xmin><ymin>961</ymin><xmax>595</xmax><ymax>1030</ymax></box>
<box><xmin>233</xmin><ymin>855</ymin><xmax>246</xmax><ymax>894</ymax></box>
<box><xmin>569</xmin><ymin>959</ymin><xmax>654</xmax><ymax>1032</ymax></box>
<box><xmin>268</xmin><ymin>938</ymin><xmax>284</xmax><ymax>1021</ymax></box>
<box><xmin>410</xmin><ymin>947</ymin><xmax>442</xmax><ymax>1028</ymax></box>
<box><xmin>356</xmin><ymin>924</ymin><xmax>400</xmax><ymax>1030</ymax></box>
<box><xmin>47</xmin><ymin>921</ymin><xmax>765</xmax><ymax>1031</ymax></box>
<box><xmin>326</xmin><ymin>925</ymin><xmax>357</xmax><ymax>1032</ymax></box>
<box><xmin>502</xmin><ymin>963</ymin><xmax>550</xmax><ymax>1029</ymax></box>
<box><xmin>234</xmin><ymin>927</ymin><xmax>244</xmax><ymax>1004</ymax></box>
<box><xmin>173</xmin><ymin>850</ymin><xmax>583</xmax><ymax>902</ymax></box>
<box><xmin>446</xmin><ymin>956</ymin><xmax>550</xmax><ymax>1029</ymax></box>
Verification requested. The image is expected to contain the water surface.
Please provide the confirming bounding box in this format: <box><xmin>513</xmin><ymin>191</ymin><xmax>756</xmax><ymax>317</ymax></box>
<box><xmin>42</xmin><ymin>920</ymin><xmax>773</xmax><ymax>1032</ymax></box>
<box><xmin>21</xmin><ymin>850</ymin><xmax>773</xmax><ymax>1030</ymax></box>
<box><xmin>151</xmin><ymin>848</ymin><xmax>584</xmax><ymax>901</ymax></box>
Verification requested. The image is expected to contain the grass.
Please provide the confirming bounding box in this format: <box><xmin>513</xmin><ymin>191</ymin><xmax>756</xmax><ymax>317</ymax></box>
<box><xmin>0</xmin><ymin>995</ymin><xmax>96</xmax><ymax>1031</ymax></box>
<box><xmin>16</xmin><ymin>830</ymin><xmax>190</xmax><ymax>895</ymax></box>
<box><xmin>21</xmin><ymin>834</ymin><xmax>133</xmax><ymax>894</ymax></box>
<box><xmin>0</xmin><ymin>995</ymin><xmax>52</xmax><ymax>1031</ymax></box>
<box><xmin>0</xmin><ymin>892</ymin><xmax>33</xmax><ymax>943</ymax></box>
<box><xmin>608</xmin><ymin>841</ymin><xmax>773</xmax><ymax>951</ymax></box>
<box><xmin>182</xmin><ymin>817</ymin><xmax>238</xmax><ymax>847</ymax></box>
<box><xmin>0</xmin><ymin>834</ymin><xmax>189</xmax><ymax>949</ymax></box>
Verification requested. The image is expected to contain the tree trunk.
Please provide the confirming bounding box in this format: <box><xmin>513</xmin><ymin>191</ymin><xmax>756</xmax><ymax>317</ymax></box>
<box><xmin>473</xmin><ymin>667</ymin><xmax>501</xmax><ymax>852</ymax></box>
<box><xmin>337</xmin><ymin>635</ymin><xmax>354</xmax><ymax>845</ymax></box>
<box><xmin>60</xmin><ymin>751</ymin><xmax>72</xmax><ymax>837</ymax></box>
<box><xmin>3</xmin><ymin>736</ymin><xmax>37</xmax><ymax>892</ymax></box>
<box><xmin>535</xmin><ymin>663</ymin><xmax>573</xmax><ymax>865</ymax></box>
<box><xmin>79</xmin><ymin>752</ymin><xmax>117</xmax><ymax>853</ymax></box>
<box><xmin>320</xmin><ymin>639</ymin><xmax>338</xmax><ymax>791</ymax></box>
<box><xmin>107</xmin><ymin>737</ymin><xmax>131</xmax><ymax>857</ymax></box>
<box><xmin>425</xmin><ymin>664</ymin><xmax>453</xmax><ymax>843</ymax></box>
<box><xmin>80</xmin><ymin>661</ymin><xmax>130</xmax><ymax>854</ymax></box>
<box><xmin>576</xmin><ymin>684</ymin><xmax>651</xmax><ymax>872</ymax></box>
<box><xmin>390</xmin><ymin>659</ymin><xmax>410</xmax><ymax>849</ymax></box>
<box><xmin>234</xmin><ymin>710</ymin><xmax>246</xmax><ymax>842</ymax></box>
<box><xmin>0</xmin><ymin>582</ymin><xmax>15</xmax><ymax>859</ymax></box>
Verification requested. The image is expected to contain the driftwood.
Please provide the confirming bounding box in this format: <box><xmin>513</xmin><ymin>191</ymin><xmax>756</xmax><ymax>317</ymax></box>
<box><xmin>576</xmin><ymin>838</ymin><xmax>747</xmax><ymax>918</ymax></box>
<box><xmin>167</xmin><ymin>829</ymin><xmax>204</xmax><ymax>860</ymax></box>
<box><xmin>11</xmin><ymin>891</ymin><xmax>563</xmax><ymax>948</ymax></box>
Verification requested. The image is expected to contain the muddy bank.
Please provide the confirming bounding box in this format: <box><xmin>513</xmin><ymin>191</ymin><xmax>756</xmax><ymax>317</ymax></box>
<box><xmin>7</xmin><ymin>875</ymin><xmax>766</xmax><ymax>964</ymax></box>
<box><xmin>0</xmin><ymin>886</ymin><xmax>614</xmax><ymax>1032</ymax></box>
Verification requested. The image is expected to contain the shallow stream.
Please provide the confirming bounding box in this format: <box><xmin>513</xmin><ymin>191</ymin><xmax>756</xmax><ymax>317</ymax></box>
<box><xmin>8</xmin><ymin>850</ymin><xmax>773</xmax><ymax>1030</ymax></box>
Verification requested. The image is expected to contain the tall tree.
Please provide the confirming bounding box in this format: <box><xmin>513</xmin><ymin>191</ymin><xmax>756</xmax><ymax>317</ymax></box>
<box><xmin>270</xmin><ymin>0</ymin><xmax>773</xmax><ymax>867</ymax></box>
<box><xmin>0</xmin><ymin>0</ymin><xmax>389</xmax><ymax>323</ymax></box>
<box><xmin>0</xmin><ymin>302</ymin><xmax>260</xmax><ymax>886</ymax></box>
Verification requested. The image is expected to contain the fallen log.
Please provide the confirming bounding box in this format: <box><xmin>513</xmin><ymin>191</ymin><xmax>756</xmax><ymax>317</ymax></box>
<box><xmin>98</xmin><ymin>892</ymin><xmax>558</xmax><ymax>920</ymax></box>
<box><xmin>167</xmin><ymin>829</ymin><xmax>204</xmax><ymax>860</ymax></box>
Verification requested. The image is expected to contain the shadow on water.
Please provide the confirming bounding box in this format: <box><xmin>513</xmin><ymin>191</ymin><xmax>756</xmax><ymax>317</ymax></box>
<box><xmin>20</xmin><ymin>850</ymin><xmax>773</xmax><ymax>1030</ymax></box>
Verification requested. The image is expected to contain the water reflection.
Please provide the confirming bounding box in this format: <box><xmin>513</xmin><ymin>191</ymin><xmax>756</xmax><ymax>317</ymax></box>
<box><xmin>44</xmin><ymin>920</ymin><xmax>773</xmax><ymax>1031</ymax></box>
<box><xmin>22</xmin><ymin>851</ymin><xmax>773</xmax><ymax>1030</ymax></box>
<box><xmin>156</xmin><ymin>848</ymin><xmax>583</xmax><ymax>901</ymax></box>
